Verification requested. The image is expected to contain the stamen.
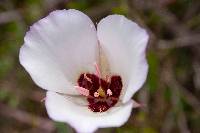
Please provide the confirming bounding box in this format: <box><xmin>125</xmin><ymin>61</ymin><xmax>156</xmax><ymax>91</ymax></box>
<box><xmin>74</xmin><ymin>86</ymin><xmax>89</xmax><ymax>96</ymax></box>
<box><xmin>97</xmin><ymin>87</ymin><xmax>106</xmax><ymax>97</ymax></box>
<box><xmin>107</xmin><ymin>89</ymin><xmax>112</xmax><ymax>96</ymax></box>
<box><xmin>94</xmin><ymin>92</ymin><xmax>99</xmax><ymax>97</ymax></box>
<box><xmin>84</xmin><ymin>73</ymin><xmax>92</xmax><ymax>83</ymax></box>
<box><xmin>94</xmin><ymin>62</ymin><xmax>101</xmax><ymax>77</ymax></box>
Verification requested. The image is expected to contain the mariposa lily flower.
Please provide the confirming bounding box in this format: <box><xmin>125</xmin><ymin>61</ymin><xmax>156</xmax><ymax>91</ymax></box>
<box><xmin>19</xmin><ymin>9</ymin><xmax>149</xmax><ymax>133</ymax></box>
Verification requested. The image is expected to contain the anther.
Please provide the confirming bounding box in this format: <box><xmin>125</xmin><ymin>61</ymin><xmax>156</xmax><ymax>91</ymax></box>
<box><xmin>107</xmin><ymin>89</ymin><xmax>112</xmax><ymax>96</ymax></box>
<box><xmin>94</xmin><ymin>92</ymin><xmax>99</xmax><ymax>97</ymax></box>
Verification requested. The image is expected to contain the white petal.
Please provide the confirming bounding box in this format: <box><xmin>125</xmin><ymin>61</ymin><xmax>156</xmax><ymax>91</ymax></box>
<box><xmin>97</xmin><ymin>15</ymin><xmax>149</xmax><ymax>103</ymax></box>
<box><xmin>45</xmin><ymin>91</ymin><xmax>134</xmax><ymax>133</ymax></box>
<box><xmin>19</xmin><ymin>9</ymin><xmax>98</xmax><ymax>94</ymax></box>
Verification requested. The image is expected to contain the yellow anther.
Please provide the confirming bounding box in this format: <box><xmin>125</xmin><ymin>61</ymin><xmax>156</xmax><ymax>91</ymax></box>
<box><xmin>97</xmin><ymin>87</ymin><xmax>106</xmax><ymax>97</ymax></box>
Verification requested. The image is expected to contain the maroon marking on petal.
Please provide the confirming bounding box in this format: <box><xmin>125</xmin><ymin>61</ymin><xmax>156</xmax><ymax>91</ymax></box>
<box><xmin>77</xmin><ymin>73</ymin><xmax>122</xmax><ymax>112</ymax></box>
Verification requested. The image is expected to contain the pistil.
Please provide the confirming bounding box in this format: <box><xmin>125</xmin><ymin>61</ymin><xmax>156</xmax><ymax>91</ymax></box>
<box><xmin>97</xmin><ymin>87</ymin><xmax>106</xmax><ymax>97</ymax></box>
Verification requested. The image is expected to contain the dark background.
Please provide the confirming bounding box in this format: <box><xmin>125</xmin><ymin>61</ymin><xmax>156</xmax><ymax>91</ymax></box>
<box><xmin>0</xmin><ymin>0</ymin><xmax>200</xmax><ymax>133</ymax></box>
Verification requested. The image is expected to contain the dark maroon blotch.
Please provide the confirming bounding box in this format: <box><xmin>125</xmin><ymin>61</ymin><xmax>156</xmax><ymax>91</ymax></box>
<box><xmin>77</xmin><ymin>73</ymin><xmax>122</xmax><ymax>112</ymax></box>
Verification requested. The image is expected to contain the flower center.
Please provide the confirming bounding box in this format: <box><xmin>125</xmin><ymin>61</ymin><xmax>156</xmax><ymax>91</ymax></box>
<box><xmin>77</xmin><ymin>73</ymin><xmax>122</xmax><ymax>112</ymax></box>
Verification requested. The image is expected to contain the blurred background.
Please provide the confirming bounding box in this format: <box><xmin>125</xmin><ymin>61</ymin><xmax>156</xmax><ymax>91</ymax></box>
<box><xmin>0</xmin><ymin>0</ymin><xmax>200</xmax><ymax>133</ymax></box>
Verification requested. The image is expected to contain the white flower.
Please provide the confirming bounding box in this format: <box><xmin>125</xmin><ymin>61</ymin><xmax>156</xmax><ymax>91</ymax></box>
<box><xmin>19</xmin><ymin>9</ymin><xmax>149</xmax><ymax>133</ymax></box>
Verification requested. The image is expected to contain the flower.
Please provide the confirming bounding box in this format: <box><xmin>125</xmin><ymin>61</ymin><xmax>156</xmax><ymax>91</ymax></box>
<box><xmin>19</xmin><ymin>9</ymin><xmax>149</xmax><ymax>133</ymax></box>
